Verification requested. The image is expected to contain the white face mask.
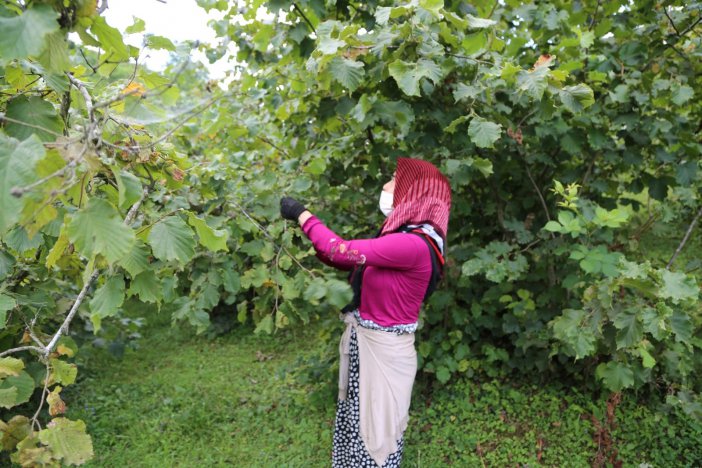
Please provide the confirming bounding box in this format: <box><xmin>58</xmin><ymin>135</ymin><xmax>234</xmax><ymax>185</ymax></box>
<box><xmin>379</xmin><ymin>190</ymin><xmax>394</xmax><ymax>217</ymax></box>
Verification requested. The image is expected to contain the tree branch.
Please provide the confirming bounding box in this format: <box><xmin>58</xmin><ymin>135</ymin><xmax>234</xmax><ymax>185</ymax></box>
<box><xmin>663</xmin><ymin>8</ymin><xmax>681</xmax><ymax>36</ymax></box>
<box><xmin>0</xmin><ymin>345</ymin><xmax>44</xmax><ymax>358</ymax></box>
<box><xmin>293</xmin><ymin>3</ymin><xmax>316</xmax><ymax>34</ymax></box>
<box><xmin>227</xmin><ymin>199</ymin><xmax>316</xmax><ymax>278</ymax></box>
<box><xmin>43</xmin><ymin>190</ymin><xmax>148</xmax><ymax>355</ymax></box>
<box><xmin>666</xmin><ymin>205</ymin><xmax>702</xmax><ymax>269</ymax></box>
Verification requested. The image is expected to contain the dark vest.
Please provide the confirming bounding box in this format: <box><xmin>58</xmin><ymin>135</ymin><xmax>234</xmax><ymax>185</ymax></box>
<box><xmin>341</xmin><ymin>226</ymin><xmax>444</xmax><ymax>314</ymax></box>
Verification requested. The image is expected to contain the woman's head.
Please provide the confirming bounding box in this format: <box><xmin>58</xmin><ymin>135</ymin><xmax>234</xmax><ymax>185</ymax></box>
<box><xmin>380</xmin><ymin>158</ymin><xmax>451</xmax><ymax>239</ymax></box>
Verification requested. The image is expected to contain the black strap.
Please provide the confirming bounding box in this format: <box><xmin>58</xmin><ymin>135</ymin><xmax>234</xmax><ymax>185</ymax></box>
<box><xmin>341</xmin><ymin>227</ymin><xmax>444</xmax><ymax>313</ymax></box>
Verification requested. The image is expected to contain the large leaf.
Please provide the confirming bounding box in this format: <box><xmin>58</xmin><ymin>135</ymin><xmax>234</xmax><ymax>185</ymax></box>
<box><xmin>0</xmin><ymin>294</ymin><xmax>16</xmax><ymax>329</ymax></box>
<box><xmin>0</xmin><ymin>134</ymin><xmax>44</xmax><ymax>234</ymax></box>
<box><xmin>328</xmin><ymin>56</ymin><xmax>365</xmax><ymax>92</ymax></box>
<box><xmin>112</xmin><ymin>167</ymin><xmax>143</xmax><ymax>210</ymax></box>
<box><xmin>187</xmin><ymin>212</ymin><xmax>229</xmax><ymax>252</ymax></box>
<box><xmin>517</xmin><ymin>66</ymin><xmax>549</xmax><ymax>100</ymax></box>
<box><xmin>0</xmin><ymin>5</ymin><xmax>59</xmax><ymax>64</ymax></box>
<box><xmin>50</xmin><ymin>359</ymin><xmax>77</xmax><ymax>386</ymax></box>
<box><xmin>89</xmin><ymin>275</ymin><xmax>125</xmax><ymax>318</ymax></box>
<box><xmin>117</xmin><ymin>240</ymin><xmax>150</xmax><ymax>277</ymax></box>
<box><xmin>0</xmin><ymin>357</ymin><xmax>24</xmax><ymax>379</ymax></box>
<box><xmin>596</xmin><ymin>361</ymin><xmax>634</xmax><ymax>392</ymax></box>
<box><xmin>0</xmin><ymin>371</ymin><xmax>35</xmax><ymax>408</ymax></box>
<box><xmin>90</xmin><ymin>16</ymin><xmax>129</xmax><ymax>60</ymax></box>
<box><xmin>147</xmin><ymin>216</ymin><xmax>196</xmax><ymax>264</ymax></box>
<box><xmin>4</xmin><ymin>95</ymin><xmax>63</xmax><ymax>142</ymax></box>
<box><xmin>127</xmin><ymin>270</ymin><xmax>163</xmax><ymax>303</ymax></box>
<box><xmin>559</xmin><ymin>84</ymin><xmax>595</xmax><ymax>113</ymax></box>
<box><xmin>388</xmin><ymin>59</ymin><xmax>442</xmax><ymax>97</ymax></box>
<box><xmin>38</xmin><ymin>418</ymin><xmax>94</xmax><ymax>465</ymax></box>
<box><xmin>660</xmin><ymin>270</ymin><xmax>699</xmax><ymax>304</ymax></box>
<box><xmin>467</xmin><ymin>116</ymin><xmax>502</xmax><ymax>148</ymax></box>
<box><xmin>67</xmin><ymin>198</ymin><xmax>136</xmax><ymax>264</ymax></box>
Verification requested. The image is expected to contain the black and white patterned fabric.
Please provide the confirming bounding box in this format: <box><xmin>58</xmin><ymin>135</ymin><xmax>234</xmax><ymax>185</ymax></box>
<box><xmin>352</xmin><ymin>309</ymin><xmax>417</xmax><ymax>335</ymax></box>
<box><xmin>332</xmin><ymin>328</ymin><xmax>404</xmax><ymax>468</ymax></box>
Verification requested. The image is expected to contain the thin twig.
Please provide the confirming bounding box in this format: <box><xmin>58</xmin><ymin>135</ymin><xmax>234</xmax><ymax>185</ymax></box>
<box><xmin>663</xmin><ymin>8</ymin><xmax>681</xmax><ymax>35</ymax></box>
<box><xmin>0</xmin><ymin>114</ymin><xmax>65</xmax><ymax>138</ymax></box>
<box><xmin>666</xmin><ymin>205</ymin><xmax>702</xmax><ymax>269</ymax></box>
<box><xmin>44</xmin><ymin>191</ymin><xmax>148</xmax><ymax>355</ymax></box>
<box><xmin>31</xmin><ymin>362</ymin><xmax>50</xmax><ymax>431</ymax></box>
<box><xmin>228</xmin><ymin>200</ymin><xmax>316</xmax><ymax>278</ymax></box>
<box><xmin>0</xmin><ymin>345</ymin><xmax>44</xmax><ymax>358</ymax></box>
<box><xmin>293</xmin><ymin>3</ymin><xmax>316</xmax><ymax>33</ymax></box>
<box><xmin>107</xmin><ymin>94</ymin><xmax>224</xmax><ymax>152</ymax></box>
<box><xmin>10</xmin><ymin>161</ymin><xmax>77</xmax><ymax>197</ymax></box>
<box><xmin>679</xmin><ymin>17</ymin><xmax>702</xmax><ymax>37</ymax></box>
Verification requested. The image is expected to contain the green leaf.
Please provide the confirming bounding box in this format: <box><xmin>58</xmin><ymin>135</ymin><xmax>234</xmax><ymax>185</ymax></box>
<box><xmin>419</xmin><ymin>0</ymin><xmax>443</xmax><ymax>18</ymax></box>
<box><xmin>325</xmin><ymin>279</ymin><xmax>352</xmax><ymax>309</ymax></box>
<box><xmin>0</xmin><ymin>5</ymin><xmax>59</xmax><ymax>64</ymax></box>
<box><xmin>453</xmin><ymin>83</ymin><xmax>481</xmax><ymax>102</ymax></box>
<box><xmin>672</xmin><ymin>85</ymin><xmax>694</xmax><ymax>106</ymax></box>
<box><xmin>127</xmin><ymin>270</ymin><xmax>163</xmax><ymax>303</ymax></box>
<box><xmin>222</xmin><ymin>269</ymin><xmax>240</xmax><ymax>294</ymax></box>
<box><xmin>0</xmin><ymin>357</ymin><xmax>24</xmax><ymax>379</ymax></box>
<box><xmin>4</xmin><ymin>95</ymin><xmax>63</xmax><ymax>142</ymax></box>
<box><xmin>328</xmin><ymin>56</ymin><xmax>365</xmax><ymax>92</ymax></box>
<box><xmin>67</xmin><ymin>198</ymin><xmax>136</xmax><ymax>264</ymax></box>
<box><xmin>468</xmin><ymin>116</ymin><xmax>502</xmax><ymax>148</ymax></box>
<box><xmin>388</xmin><ymin>60</ymin><xmax>420</xmax><ymax>96</ymax></box>
<box><xmin>117</xmin><ymin>240</ymin><xmax>150</xmax><ymax>277</ymax></box>
<box><xmin>38</xmin><ymin>30</ymin><xmax>70</xmax><ymax>73</ymax></box>
<box><xmin>517</xmin><ymin>66</ymin><xmax>549</xmax><ymax>100</ymax></box>
<box><xmin>38</xmin><ymin>418</ymin><xmax>94</xmax><ymax>465</ymax></box>
<box><xmin>254</xmin><ymin>314</ymin><xmax>274</xmax><ymax>334</ymax></box>
<box><xmin>318</xmin><ymin>36</ymin><xmax>346</xmax><ymax>55</ymax></box>
<box><xmin>90</xmin><ymin>16</ymin><xmax>129</xmax><ymax>61</ymax></box>
<box><xmin>112</xmin><ymin>167</ymin><xmax>143</xmax><ymax>210</ymax></box>
<box><xmin>89</xmin><ymin>275</ymin><xmax>125</xmax><ymax>318</ymax></box>
<box><xmin>0</xmin><ymin>294</ymin><xmax>16</xmax><ymax>329</ymax></box>
<box><xmin>638</xmin><ymin>346</ymin><xmax>656</xmax><ymax>369</ymax></box>
<box><xmin>559</xmin><ymin>84</ymin><xmax>595</xmax><ymax>113</ymax></box>
<box><xmin>551</xmin><ymin>309</ymin><xmax>596</xmax><ymax>359</ymax></box>
<box><xmin>435</xmin><ymin>366</ymin><xmax>451</xmax><ymax>383</ymax></box>
<box><xmin>187</xmin><ymin>212</ymin><xmax>229</xmax><ymax>252</ymax></box>
<box><xmin>0</xmin><ymin>134</ymin><xmax>44</xmax><ymax>234</ymax></box>
<box><xmin>0</xmin><ymin>415</ymin><xmax>31</xmax><ymax>451</ymax></box>
<box><xmin>0</xmin><ymin>371</ymin><xmax>35</xmax><ymax>408</ymax></box>
<box><xmin>669</xmin><ymin>310</ymin><xmax>692</xmax><ymax>344</ymax></box>
<box><xmin>466</xmin><ymin>14</ymin><xmax>497</xmax><ymax>28</ymax></box>
<box><xmin>596</xmin><ymin>361</ymin><xmax>634</xmax><ymax>392</ymax></box>
<box><xmin>125</xmin><ymin>17</ymin><xmax>145</xmax><ymax>34</ymax></box>
<box><xmin>303</xmin><ymin>278</ymin><xmax>327</xmax><ymax>304</ymax></box>
<box><xmin>145</xmin><ymin>34</ymin><xmax>176</xmax><ymax>51</ymax></box>
<box><xmin>612</xmin><ymin>310</ymin><xmax>643</xmax><ymax>349</ymax></box>
<box><xmin>147</xmin><ymin>216</ymin><xmax>196</xmax><ymax>265</ymax></box>
<box><xmin>50</xmin><ymin>359</ymin><xmax>77</xmax><ymax>386</ymax></box>
<box><xmin>660</xmin><ymin>270</ymin><xmax>699</xmax><ymax>304</ymax></box>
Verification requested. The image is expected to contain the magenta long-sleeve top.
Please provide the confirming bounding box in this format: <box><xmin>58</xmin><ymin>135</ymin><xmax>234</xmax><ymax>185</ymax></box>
<box><xmin>301</xmin><ymin>215</ymin><xmax>432</xmax><ymax>327</ymax></box>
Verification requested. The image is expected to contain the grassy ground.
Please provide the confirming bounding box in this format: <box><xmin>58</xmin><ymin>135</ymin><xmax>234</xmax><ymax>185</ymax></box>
<box><xmin>64</xmin><ymin>314</ymin><xmax>702</xmax><ymax>468</ymax></box>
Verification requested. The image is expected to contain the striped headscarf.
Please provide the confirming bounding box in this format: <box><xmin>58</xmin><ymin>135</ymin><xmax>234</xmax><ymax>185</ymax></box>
<box><xmin>380</xmin><ymin>157</ymin><xmax>452</xmax><ymax>239</ymax></box>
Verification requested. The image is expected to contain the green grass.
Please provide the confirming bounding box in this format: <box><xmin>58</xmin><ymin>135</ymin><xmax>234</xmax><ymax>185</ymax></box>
<box><xmin>65</xmin><ymin>316</ymin><xmax>702</xmax><ymax>467</ymax></box>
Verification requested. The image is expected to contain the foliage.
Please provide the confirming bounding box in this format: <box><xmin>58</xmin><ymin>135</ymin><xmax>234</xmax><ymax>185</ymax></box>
<box><xmin>0</xmin><ymin>0</ymin><xmax>701</xmax><ymax>464</ymax></box>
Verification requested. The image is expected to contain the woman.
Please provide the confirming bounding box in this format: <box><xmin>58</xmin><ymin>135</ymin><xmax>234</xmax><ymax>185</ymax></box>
<box><xmin>279</xmin><ymin>157</ymin><xmax>451</xmax><ymax>467</ymax></box>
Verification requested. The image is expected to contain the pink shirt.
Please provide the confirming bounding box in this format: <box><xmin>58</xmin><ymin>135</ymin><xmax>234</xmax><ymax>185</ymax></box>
<box><xmin>302</xmin><ymin>215</ymin><xmax>432</xmax><ymax>326</ymax></box>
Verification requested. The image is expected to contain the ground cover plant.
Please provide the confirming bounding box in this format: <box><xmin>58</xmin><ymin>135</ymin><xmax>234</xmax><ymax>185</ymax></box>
<box><xmin>0</xmin><ymin>0</ymin><xmax>700</xmax><ymax>465</ymax></box>
<box><xmin>64</xmin><ymin>315</ymin><xmax>702</xmax><ymax>467</ymax></box>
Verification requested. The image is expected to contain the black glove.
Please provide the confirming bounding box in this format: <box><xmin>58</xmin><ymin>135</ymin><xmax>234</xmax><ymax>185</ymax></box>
<box><xmin>280</xmin><ymin>196</ymin><xmax>307</xmax><ymax>221</ymax></box>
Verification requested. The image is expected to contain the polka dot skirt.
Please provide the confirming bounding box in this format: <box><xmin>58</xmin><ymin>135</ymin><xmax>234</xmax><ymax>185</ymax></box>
<box><xmin>332</xmin><ymin>328</ymin><xmax>404</xmax><ymax>467</ymax></box>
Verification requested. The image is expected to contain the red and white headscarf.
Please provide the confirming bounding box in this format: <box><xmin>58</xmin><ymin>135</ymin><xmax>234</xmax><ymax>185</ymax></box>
<box><xmin>380</xmin><ymin>157</ymin><xmax>452</xmax><ymax>240</ymax></box>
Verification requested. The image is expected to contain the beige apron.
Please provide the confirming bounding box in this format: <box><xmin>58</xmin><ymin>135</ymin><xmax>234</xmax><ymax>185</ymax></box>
<box><xmin>338</xmin><ymin>313</ymin><xmax>417</xmax><ymax>466</ymax></box>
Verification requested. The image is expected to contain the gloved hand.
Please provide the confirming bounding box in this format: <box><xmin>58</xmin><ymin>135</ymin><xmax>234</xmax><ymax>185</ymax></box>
<box><xmin>280</xmin><ymin>196</ymin><xmax>307</xmax><ymax>221</ymax></box>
